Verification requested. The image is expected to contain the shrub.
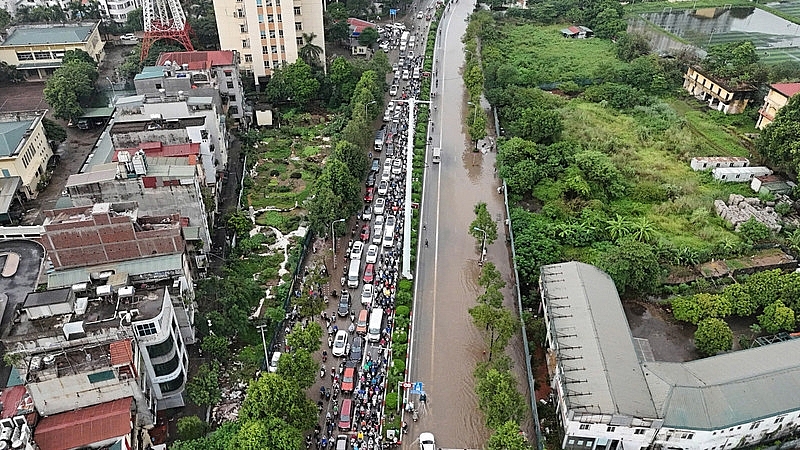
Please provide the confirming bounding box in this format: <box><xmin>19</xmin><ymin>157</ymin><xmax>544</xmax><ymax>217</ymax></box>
<box><xmin>694</xmin><ymin>318</ymin><xmax>733</xmax><ymax>356</ymax></box>
<box><xmin>385</xmin><ymin>392</ymin><xmax>398</xmax><ymax>411</ymax></box>
<box><xmin>395</xmin><ymin>305</ymin><xmax>410</xmax><ymax>317</ymax></box>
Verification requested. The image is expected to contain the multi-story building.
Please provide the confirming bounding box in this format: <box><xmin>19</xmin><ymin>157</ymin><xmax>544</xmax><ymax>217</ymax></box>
<box><xmin>213</xmin><ymin>0</ymin><xmax>325</xmax><ymax>88</ymax></box>
<box><xmin>756</xmin><ymin>82</ymin><xmax>800</xmax><ymax>129</ymax></box>
<box><xmin>98</xmin><ymin>0</ymin><xmax>142</xmax><ymax>23</ymax></box>
<box><xmin>0</xmin><ymin>110</ymin><xmax>52</xmax><ymax>200</ymax></box>
<box><xmin>683</xmin><ymin>66</ymin><xmax>756</xmax><ymax>114</ymax></box>
<box><xmin>133</xmin><ymin>50</ymin><xmax>248</xmax><ymax>125</ymax></box>
<box><xmin>540</xmin><ymin>261</ymin><xmax>800</xmax><ymax>450</ymax></box>
<box><xmin>0</xmin><ymin>22</ymin><xmax>104</xmax><ymax>80</ymax></box>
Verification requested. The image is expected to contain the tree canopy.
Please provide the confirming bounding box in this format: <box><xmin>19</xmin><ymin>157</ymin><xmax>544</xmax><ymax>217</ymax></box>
<box><xmin>43</xmin><ymin>56</ymin><xmax>98</xmax><ymax>120</ymax></box>
<box><xmin>694</xmin><ymin>318</ymin><xmax>733</xmax><ymax>356</ymax></box>
<box><xmin>757</xmin><ymin>94</ymin><xmax>800</xmax><ymax>172</ymax></box>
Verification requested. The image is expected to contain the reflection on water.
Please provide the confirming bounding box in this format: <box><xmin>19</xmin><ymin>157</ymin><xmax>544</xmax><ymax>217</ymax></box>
<box><xmin>641</xmin><ymin>7</ymin><xmax>800</xmax><ymax>49</ymax></box>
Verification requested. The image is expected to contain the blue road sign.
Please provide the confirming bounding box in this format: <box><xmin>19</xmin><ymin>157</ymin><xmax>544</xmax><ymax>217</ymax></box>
<box><xmin>390</xmin><ymin>8</ymin><xmax>397</xmax><ymax>14</ymax></box>
<box><xmin>411</xmin><ymin>382</ymin><xmax>424</xmax><ymax>394</ymax></box>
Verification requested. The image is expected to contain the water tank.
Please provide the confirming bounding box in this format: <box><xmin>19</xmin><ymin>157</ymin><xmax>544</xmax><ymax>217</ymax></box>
<box><xmin>182</xmin><ymin>63</ymin><xmax>189</xmax><ymax>71</ymax></box>
<box><xmin>42</xmin><ymin>354</ymin><xmax>55</xmax><ymax>366</ymax></box>
<box><xmin>117</xmin><ymin>150</ymin><xmax>130</xmax><ymax>163</ymax></box>
<box><xmin>0</xmin><ymin>441</ymin><xmax>8</xmax><ymax>450</ymax></box>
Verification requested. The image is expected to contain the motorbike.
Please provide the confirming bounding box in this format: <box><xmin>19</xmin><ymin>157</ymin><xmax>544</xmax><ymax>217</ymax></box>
<box><xmin>320</xmin><ymin>366</ymin><xmax>326</xmax><ymax>379</ymax></box>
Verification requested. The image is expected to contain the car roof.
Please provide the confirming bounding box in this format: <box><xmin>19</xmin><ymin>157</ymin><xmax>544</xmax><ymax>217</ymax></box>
<box><xmin>419</xmin><ymin>432</ymin><xmax>435</xmax><ymax>441</ymax></box>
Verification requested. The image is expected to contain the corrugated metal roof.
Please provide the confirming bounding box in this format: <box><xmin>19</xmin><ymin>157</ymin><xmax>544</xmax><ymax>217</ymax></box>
<box><xmin>47</xmin><ymin>253</ymin><xmax>183</xmax><ymax>289</ymax></box>
<box><xmin>34</xmin><ymin>397</ymin><xmax>131</xmax><ymax>450</ymax></box>
<box><xmin>2</xmin><ymin>24</ymin><xmax>94</xmax><ymax>46</ymax></box>
<box><xmin>541</xmin><ymin>262</ymin><xmax>657</xmax><ymax>418</ymax></box>
<box><xmin>0</xmin><ymin>176</ymin><xmax>21</xmax><ymax>214</ymax></box>
<box><xmin>644</xmin><ymin>338</ymin><xmax>800</xmax><ymax>429</ymax></box>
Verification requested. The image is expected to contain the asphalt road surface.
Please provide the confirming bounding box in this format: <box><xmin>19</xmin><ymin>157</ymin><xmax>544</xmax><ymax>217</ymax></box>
<box><xmin>406</xmin><ymin>1</ymin><xmax>532</xmax><ymax>448</ymax></box>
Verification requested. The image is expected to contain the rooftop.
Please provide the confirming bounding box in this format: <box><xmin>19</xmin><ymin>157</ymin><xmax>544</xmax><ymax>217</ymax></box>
<box><xmin>34</xmin><ymin>397</ymin><xmax>132</xmax><ymax>450</ymax></box>
<box><xmin>691</xmin><ymin>156</ymin><xmax>750</xmax><ymax>163</ymax></box>
<box><xmin>0</xmin><ymin>176</ymin><xmax>21</xmax><ymax>215</ymax></box>
<box><xmin>540</xmin><ymin>262</ymin><xmax>657</xmax><ymax>418</ymax></box>
<box><xmin>156</xmin><ymin>50</ymin><xmax>235</xmax><ymax>70</ymax></box>
<box><xmin>112</xmin><ymin>142</ymin><xmax>199</xmax><ymax>161</ymax></box>
<box><xmin>2</xmin><ymin>23</ymin><xmax>96</xmax><ymax>46</ymax></box>
<box><xmin>0</xmin><ymin>120</ymin><xmax>33</xmax><ymax>157</ymax></box>
<box><xmin>770</xmin><ymin>82</ymin><xmax>800</xmax><ymax>98</ymax></box>
<box><xmin>47</xmin><ymin>253</ymin><xmax>183</xmax><ymax>289</ymax></box>
<box><xmin>22</xmin><ymin>288</ymin><xmax>72</xmax><ymax>308</ymax></box>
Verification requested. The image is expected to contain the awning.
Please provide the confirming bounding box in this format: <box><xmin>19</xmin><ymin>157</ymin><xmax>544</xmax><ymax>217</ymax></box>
<box><xmin>16</xmin><ymin>61</ymin><xmax>62</xmax><ymax>70</ymax></box>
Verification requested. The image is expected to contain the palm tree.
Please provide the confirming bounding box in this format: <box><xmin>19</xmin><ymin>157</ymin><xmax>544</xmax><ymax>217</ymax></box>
<box><xmin>298</xmin><ymin>33</ymin><xmax>323</xmax><ymax>68</ymax></box>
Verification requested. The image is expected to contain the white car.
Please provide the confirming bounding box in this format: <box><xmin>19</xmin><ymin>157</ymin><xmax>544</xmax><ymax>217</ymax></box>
<box><xmin>350</xmin><ymin>241</ymin><xmax>364</xmax><ymax>260</ymax></box>
<box><xmin>389</xmin><ymin>84</ymin><xmax>399</xmax><ymax>96</ymax></box>
<box><xmin>381</xmin><ymin>167</ymin><xmax>391</xmax><ymax>182</ymax></box>
<box><xmin>374</xmin><ymin>197</ymin><xmax>386</xmax><ymax>215</ymax></box>
<box><xmin>419</xmin><ymin>433</ymin><xmax>435</xmax><ymax>450</ymax></box>
<box><xmin>332</xmin><ymin>330</ymin><xmax>349</xmax><ymax>357</ymax></box>
<box><xmin>408</xmin><ymin>50</ymin><xmax>415</xmax><ymax>59</ymax></box>
<box><xmin>378</xmin><ymin>180</ymin><xmax>389</xmax><ymax>196</ymax></box>
<box><xmin>385</xmin><ymin>215</ymin><xmax>396</xmax><ymax>229</ymax></box>
<box><xmin>383</xmin><ymin>159</ymin><xmax>392</xmax><ymax>172</ymax></box>
<box><xmin>361</xmin><ymin>284</ymin><xmax>374</xmax><ymax>306</ymax></box>
<box><xmin>372</xmin><ymin>224</ymin><xmax>383</xmax><ymax>245</ymax></box>
<box><xmin>365</xmin><ymin>244</ymin><xmax>379</xmax><ymax>264</ymax></box>
<box><xmin>402</xmin><ymin>70</ymin><xmax>410</xmax><ymax>80</ymax></box>
<box><xmin>374</xmin><ymin>215</ymin><xmax>384</xmax><ymax>227</ymax></box>
<box><xmin>392</xmin><ymin>158</ymin><xmax>403</xmax><ymax>175</ymax></box>
<box><xmin>268</xmin><ymin>351</ymin><xmax>281</xmax><ymax>373</ymax></box>
<box><xmin>416</xmin><ymin>11</ymin><xmax>424</xmax><ymax>19</ymax></box>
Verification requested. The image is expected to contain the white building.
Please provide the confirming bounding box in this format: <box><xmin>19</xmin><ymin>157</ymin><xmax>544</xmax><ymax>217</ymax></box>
<box><xmin>98</xmin><ymin>0</ymin><xmax>141</xmax><ymax>23</ymax></box>
<box><xmin>540</xmin><ymin>261</ymin><xmax>800</xmax><ymax>450</ymax></box>
<box><xmin>690</xmin><ymin>156</ymin><xmax>749</xmax><ymax>171</ymax></box>
<box><xmin>212</xmin><ymin>0</ymin><xmax>325</xmax><ymax>89</ymax></box>
<box><xmin>712</xmin><ymin>166</ymin><xmax>772</xmax><ymax>182</ymax></box>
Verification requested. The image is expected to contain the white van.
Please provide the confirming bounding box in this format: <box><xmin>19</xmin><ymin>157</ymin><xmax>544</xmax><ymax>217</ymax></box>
<box><xmin>347</xmin><ymin>259</ymin><xmax>361</xmax><ymax>289</ymax></box>
<box><xmin>382</xmin><ymin>229</ymin><xmax>395</xmax><ymax>248</ymax></box>
<box><xmin>372</xmin><ymin>224</ymin><xmax>384</xmax><ymax>245</ymax></box>
<box><xmin>432</xmin><ymin>147</ymin><xmax>441</xmax><ymax>164</ymax></box>
<box><xmin>367</xmin><ymin>307</ymin><xmax>384</xmax><ymax>342</ymax></box>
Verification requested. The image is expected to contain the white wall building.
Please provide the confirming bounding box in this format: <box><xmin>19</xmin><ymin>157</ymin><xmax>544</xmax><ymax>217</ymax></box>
<box><xmin>213</xmin><ymin>0</ymin><xmax>325</xmax><ymax>89</ymax></box>
<box><xmin>540</xmin><ymin>262</ymin><xmax>800</xmax><ymax>450</ymax></box>
<box><xmin>98</xmin><ymin>0</ymin><xmax>141</xmax><ymax>23</ymax></box>
<box><xmin>712</xmin><ymin>166</ymin><xmax>772</xmax><ymax>182</ymax></box>
<box><xmin>690</xmin><ymin>156</ymin><xmax>749</xmax><ymax>172</ymax></box>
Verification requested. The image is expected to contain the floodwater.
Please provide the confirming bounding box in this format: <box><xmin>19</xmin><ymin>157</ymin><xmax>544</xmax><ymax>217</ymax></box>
<box><xmin>639</xmin><ymin>7</ymin><xmax>800</xmax><ymax>49</ymax></box>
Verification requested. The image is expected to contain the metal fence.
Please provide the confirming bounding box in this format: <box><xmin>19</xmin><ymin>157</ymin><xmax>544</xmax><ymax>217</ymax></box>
<box><xmin>496</xmin><ymin>105</ymin><xmax>544</xmax><ymax>450</ymax></box>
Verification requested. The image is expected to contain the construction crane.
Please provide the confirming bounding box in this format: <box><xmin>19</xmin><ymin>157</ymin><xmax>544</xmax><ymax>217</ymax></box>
<box><xmin>140</xmin><ymin>0</ymin><xmax>194</xmax><ymax>62</ymax></box>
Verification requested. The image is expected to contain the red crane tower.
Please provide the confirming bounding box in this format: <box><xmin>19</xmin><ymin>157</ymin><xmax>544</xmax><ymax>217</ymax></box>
<box><xmin>140</xmin><ymin>0</ymin><xmax>194</xmax><ymax>62</ymax></box>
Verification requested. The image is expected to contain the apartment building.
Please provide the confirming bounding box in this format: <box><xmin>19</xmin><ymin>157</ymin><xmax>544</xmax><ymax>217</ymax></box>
<box><xmin>213</xmin><ymin>0</ymin><xmax>325</xmax><ymax>88</ymax></box>
<box><xmin>98</xmin><ymin>0</ymin><xmax>141</xmax><ymax>23</ymax></box>
<box><xmin>541</xmin><ymin>261</ymin><xmax>800</xmax><ymax>450</ymax></box>
<box><xmin>0</xmin><ymin>110</ymin><xmax>52</xmax><ymax>200</ymax></box>
<box><xmin>0</xmin><ymin>22</ymin><xmax>104</xmax><ymax>79</ymax></box>
<box><xmin>684</xmin><ymin>66</ymin><xmax>756</xmax><ymax>114</ymax></box>
<box><xmin>756</xmin><ymin>82</ymin><xmax>800</xmax><ymax>129</ymax></box>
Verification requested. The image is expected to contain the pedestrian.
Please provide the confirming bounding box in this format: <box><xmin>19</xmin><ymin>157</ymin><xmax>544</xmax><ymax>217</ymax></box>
<box><xmin>425</xmin><ymin>239</ymin><xmax>429</xmax><ymax>247</ymax></box>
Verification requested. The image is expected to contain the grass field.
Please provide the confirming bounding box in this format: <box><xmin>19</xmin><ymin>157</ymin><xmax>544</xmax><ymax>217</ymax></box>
<box><xmin>492</xmin><ymin>24</ymin><xmax>625</xmax><ymax>85</ymax></box>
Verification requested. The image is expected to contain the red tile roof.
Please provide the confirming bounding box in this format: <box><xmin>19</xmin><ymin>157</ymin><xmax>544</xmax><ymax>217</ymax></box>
<box><xmin>34</xmin><ymin>397</ymin><xmax>132</xmax><ymax>450</ymax></box>
<box><xmin>109</xmin><ymin>339</ymin><xmax>133</xmax><ymax>366</ymax></box>
<box><xmin>771</xmin><ymin>82</ymin><xmax>800</xmax><ymax>98</ymax></box>
<box><xmin>347</xmin><ymin>18</ymin><xmax>376</xmax><ymax>35</ymax></box>
<box><xmin>112</xmin><ymin>142</ymin><xmax>200</xmax><ymax>161</ymax></box>
<box><xmin>156</xmin><ymin>51</ymin><xmax>235</xmax><ymax>70</ymax></box>
<box><xmin>0</xmin><ymin>386</ymin><xmax>34</xmax><ymax>419</ymax></box>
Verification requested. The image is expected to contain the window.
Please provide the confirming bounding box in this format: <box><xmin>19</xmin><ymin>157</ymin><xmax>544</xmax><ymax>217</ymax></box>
<box><xmin>147</xmin><ymin>338</ymin><xmax>175</xmax><ymax>358</ymax></box>
<box><xmin>579</xmin><ymin>424</ymin><xmax>590</xmax><ymax>430</ymax></box>
<box><xmin>296</xmin><ymin>37</ymin><xmax>303</xmax><ymax>46</ymax></box>
<box><xmin>224</xmin><ymin>70</ymin><xmax>232</xmax><ymax>77</ymax></box>
<box><xmin>270</xmin><ymin>30</ymin><xmax>276</xmax><ymax>38</ymax></box>
<box><xmin>240</xmin><ymin>23</ymin><xmax>247</xmax><ymax>32</ymax></box>
<box><xmin>256</xmin><ymin>0</ymin><xmax>261</xmax><ymax>4</ymax></box>
<box><xmin>136</xmin><ymin>322</ymin><xmax>158</xmax><ymax>337</ymax></box>
<box><xmin>295</xmin><ymin>22</ymin><xmax>302</xmax><ymax>30</ymax></box>
<box><xmin>0</xmin><ymin>169</ymin><xmax>8</xmax><ymax>177</ymax></box>
<box><xmin>244</xmin><ymin>54</ymin><xmax>252</xmax><ymax>62</ymax></box>
<box><xmin>158</xmin><ymin>371</ymin><xmax>185</xmax><ymax>393</ymax></box>
<box><xmin>242</xmin><ymin>39</ymin><xmax>250</xmax><ymax>48</ymax></box>
<box><xmin>229</xmin><ymin>105</ymin><xmax>239</xmax><ymax>115</ymax></box>
<box><xmin>262</xmin><ymin>45</ymin><xmax>269</xmax><ymax>54</ymax></box>
<box><xmin>267</xmin><ymin>14</ymin><xmax>274</xmax><ymax>22</ymax></box>
<box><xmin>258</xmin><ymin>14</ymin><xmax>263</xmax><ymax>22</ymax></box>
<box><xmin>264</xmin><ymin>60</ymin><xmax>270</xmax><ymax>68</ymax></box>
<box><xmin>276</xmin><ymin>14</ymin><xmax>281</xmax><ymax>20</ymax></box>
<box><xmin>227</xmin><ymin>81</ymin><xmax>234</xmax><ymax>89</ymax></box>
<box><xmin>293</xmin><ymin>6</ymin><xmax>300</xmax><ymax>14</ymax></box>
<box><xmin>775</xmin><ymin>417</ymin><xmax>785</xmax><ymax>423</ymax></box>
<box><xmin>260</xmin><ymin>30</ymin><xmax>267</xmax><ymax>39</ymax></box>
<box><xmin>606</xmin><ymin>426</ymin><xmax>616</xmax><ymax>432</ymax></box>
<box><xmin>634</xmin><ymin>429</ymin><xmax>645</xmax><ymax>435</ymax></box>
<box><xmin>16</xmin><ymin>52</ymin><xmax>33</xmax><ymax>61</ymax></box>
<box><xmin>680</xmin><ymin>433</ymin><xmax>694</xmax><ymax>440</ymax></box>
<box><xmin>271</xmin><ymin>45</ymin><xmax>278</xmax><ymax>53</ymax></box>
<box><xmin>235</xmin><ymin>8</ymin><xmax>243</xmax><ymax>17</ymax></box>
<box><xmin>153</xmin><ymin>352</ymin><xmax>180</xmax><ymax>376</ymax></box>
<box><xmin>229</xmin><ymin>95</ymin><xmax>236</xmax><ymax>101</ymax></box>
<box><xmin>279</xmin><ymin>30</ymin><xmax>284</xmax><ymax>38</ymax></box>
<box><xmin>33</xmin><ymin>51</ymin><xmax>51</xmax><ymax>59</ymax></box>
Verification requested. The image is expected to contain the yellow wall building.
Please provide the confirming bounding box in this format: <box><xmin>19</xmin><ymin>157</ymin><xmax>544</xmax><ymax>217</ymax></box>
<box><xmin>0</xmin><ymin>110</ymin><xmax>53</xmax><ymax>200</ymax></box>
<box><xmin>0</xmin><ymin>22</ymin><xmax>104</xmax><ymax>80</ymax></box>
<box><xmin>756</xmin><ymin>82</ymin><xmax>800</xmax><ymax>129</ymax></box>
<box><xmin>683</xmin><ymin>66</ymin><xmax>756</xmax><ymax>114</ymax></box>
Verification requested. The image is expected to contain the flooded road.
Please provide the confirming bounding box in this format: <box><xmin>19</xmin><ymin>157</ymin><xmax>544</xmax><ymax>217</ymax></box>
<box><xmin>407</xmin><ymin>1</ymin><xmax>532</xmax><ymax>447</ymax></box>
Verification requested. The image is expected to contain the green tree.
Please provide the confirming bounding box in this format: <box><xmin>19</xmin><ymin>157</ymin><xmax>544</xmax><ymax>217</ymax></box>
<box><xmin>470</xmin><ymin>301</ymin><xmax>517</xmax><ymax>361</ymax></box>
<box><xmin>125</xmin><ymin>7</ymin><xmax>144</xmax><ymax>31</ymax></box>
<box><xmin>298</xmin><ymin>33</ymin><xmax>324</xmax><ymax>68</ymax></box>
<box><xmin>265</xmin><ymin>60</ymin><xmax>319</xmax><ymax>107</ymax></box>
<box><xmin>470</xmin><ymin>202</ymin><xmax>498</xmax><ymax>247</ymax></box>
<box><xmin>757</xmin><ymin>95</ymin><xmax>800</xmax><ymax>172</ymax></box>
<box><xmin>177</xmin><ymin>416</ymin><xmax>208</xmax><ymax>441</ymax></box>
<box><xmin>0</xmin><ymin>9</ymin><xmax>10</xmax><ymax>29</ymax></box>
<box><xmin>592</xmin><ymin>7</ymin><xmax>627</xmax><ymax>39</ymax></box>
<box><xmin>276</xmin><ymin>348</ymin><xmax>317</xmax><ymax>389</ymax></box>
<box><xmin>615</xmin><ymin>32</ymin><xmax>651</xmax><ymax>62</ymax></box>
<box><xmin>694</xmin><ymin>318</ymin><xmax>733</xmax><ymax>356</ymax></box>
<box><xmin>226</xmin><ymin>211</ymin><xmax>253</xmax><ymax>239</ymax></box>
<box><xmin>478</xmin><ymin>262</ymin><xmax>506</xmax><ymax>292</ymax></box>
<box><xmin>759</xmin><ymin>300</ymin><xmax>796</xmax><ymax>334</ymax></box>
<box><xmin>597</xmin><ymin>237</ymin><xmax>662</xmax><ymax>295</ymax></box>
<box><xmin>488</xmin><ymin>421</ymin><xmax>530</xmax><ymax>450</ymax></box>
<box><xmin>43</xmin><ymin>58</ymin><xmax>99</xmax><ymax>120</ymax></box>
<box><xmin>0</xmin><ymin>61</ymin><xmax>23</xmax><ymax>85</ymax></box>
<box><xmin>331</xmin><ymin>140</ymin><xmax>367</xmax><ymax>180</ymax></box>
<box><xmin>42</xmin><ymin>118</ymin><xmax>67</xmax><ymax>144</ymax></box>
<box><xmin>722</xmin><ymin>283</ymin><xmax>758</xmax><ymax>317</ymax></box>
<box><xmin>507</xmin><ymin>107</ymin><xmax>563</xmax><ymax>145</ymax></box>
<box><xmin>704</xmin><ymin>41</ymin><xmax>764</xmax><ymax>83</ymax></box>
<box><xmin>230</xmin><ymin>418</ymin><xmax>303</xmax><ymax>450</ymax></box>
<box><xmin>358</xmin><ymin>27</ymin><xmax>379</xmax><ymax>47</ymax></box>
<box><xmin>239</xmin><ymin>373</ymin><xmax>317</xmax><ymax>431</ymax></box>
<box><xmin>284</xmin><ymin>322</ymin><xmax>322</xmax><ymax>353</ymax></box>
<box><xmin>325</xmin><ymin>20</ymin><xmax>350</xmax><ymax>45</ymax></box>
<box><xmin>201</xmin><ymin>334</ymin><xmax>229</xmax><ymax>362</ymax></box>
<box><xmin>476</xmin><ymin>368</ymin><xmax>526</xmax><ymax>429</ymax></box>
<box><xmin>186</xmin><ymin>362</ymin><xmax>222</xmax><ymax>407</ymax></box>
<box><xmin>672</xmin><ymin>293</ymin><xmax>732</xmax><ymax>325</ymax></box>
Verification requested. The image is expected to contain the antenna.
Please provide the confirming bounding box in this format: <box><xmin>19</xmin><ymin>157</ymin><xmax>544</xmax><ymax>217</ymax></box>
<box><xmin>141</xmin><ymin>0</ymin><xmax>194</xmax><ymax>61</ymax></box>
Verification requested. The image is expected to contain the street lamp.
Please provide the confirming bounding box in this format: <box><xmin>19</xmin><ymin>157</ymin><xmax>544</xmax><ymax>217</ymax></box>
<box><xmin>331</xmin><ymin>218</ymin><xmax>346</xmax><ymax>269</ymax></box>
<box><xmin>473</xmin><ymin>226</ymin><xmax>487</xmax><ymax>266</ymax></box>
<box><xmin>365</xmin><ymin>100</ymin><xmax>377</xmax><ymax>117</ymax></box>
<box><xmin>106</xmin><ymin>76</ymin><xmax>116</xmax><ymax>107</ymax></box>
